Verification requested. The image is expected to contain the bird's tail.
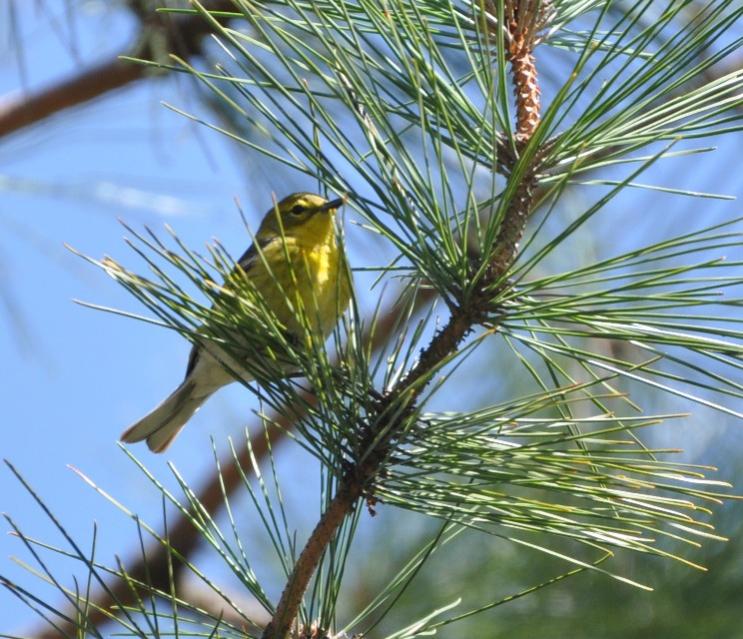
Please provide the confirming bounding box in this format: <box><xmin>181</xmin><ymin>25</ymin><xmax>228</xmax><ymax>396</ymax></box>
<box><xmin>120</xmin><ymin>380</ymin><xmax>207</xmax><ymax>453</ymax></box>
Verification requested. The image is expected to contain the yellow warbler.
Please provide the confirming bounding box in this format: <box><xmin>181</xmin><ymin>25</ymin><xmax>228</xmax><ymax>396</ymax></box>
<box><xmin>121</xmin><ymin>192</ymin><xmax>350</xmax><ymax>452</ymax></box>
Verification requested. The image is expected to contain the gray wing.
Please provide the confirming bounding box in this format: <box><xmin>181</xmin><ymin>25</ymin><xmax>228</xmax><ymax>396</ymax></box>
<box><xmin>184</xmin><ymin>237</ymin><xmax>270</xmax><ymax>379</ymax></box>
<box><xmin>236</xmin><ymin>241</ymin><xmax>259</xmax><ymax>272</ymax></box>
<box><xmin>185</xmin><ymin>343</ymin><xmax>201</xmax><ymax>378</ymax></box>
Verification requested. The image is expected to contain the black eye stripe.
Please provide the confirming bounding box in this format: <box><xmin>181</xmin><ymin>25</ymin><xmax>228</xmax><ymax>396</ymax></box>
<box><xmin>291</xmin><ymin>204</ymin><xmax>306</xmax><ymax>215</ymax></box>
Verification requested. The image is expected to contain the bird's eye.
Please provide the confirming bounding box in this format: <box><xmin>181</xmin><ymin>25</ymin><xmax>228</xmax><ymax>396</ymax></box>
<box><xmin>290</xmin><ymin>204</ymin><xmax>306</xmax><ymax>216</ymax></box>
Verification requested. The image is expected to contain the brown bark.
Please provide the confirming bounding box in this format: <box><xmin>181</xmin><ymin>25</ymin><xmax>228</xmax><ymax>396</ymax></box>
<box><xmin>509</xmin><ymin>49</ymin><xmax>541</xmax><ymax>142</ymax></box>
<box><xmin>0</xmin><ymin>58</ymin><xmax>140</xmax><ymax>138</ymax></box>
<box><xmin>262</xmin><ymin>484</ymin><xmax>362</xmax><ymax>639</ymax></box>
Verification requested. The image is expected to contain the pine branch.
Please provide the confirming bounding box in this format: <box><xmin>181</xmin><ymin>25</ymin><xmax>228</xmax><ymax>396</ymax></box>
<box><xmin>0</xmin><ymin>0</ymin><xmax>238</xmax><ymax>139</ymax></box>
<box><xmin>261</xmin><ymin>5</ymin><xmax>548</xmax><ymax>637</ymax></box>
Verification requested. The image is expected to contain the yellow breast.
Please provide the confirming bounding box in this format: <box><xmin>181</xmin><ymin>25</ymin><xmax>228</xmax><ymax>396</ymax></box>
<box><xmin>248</xmin><ymin>232</ymin><xmax>350</xmax><ymax>339</ymax></box>
<box><xmin>298</xmin><ymin>239</ymin><xmax>350</xmax><ymax>334</ymax></box>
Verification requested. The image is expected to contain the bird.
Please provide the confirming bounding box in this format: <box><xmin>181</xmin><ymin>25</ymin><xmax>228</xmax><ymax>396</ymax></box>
<box><xmin>120</xmin><ymin>192</ymin><xmax>350</xmax><ymax>453</ymax></box>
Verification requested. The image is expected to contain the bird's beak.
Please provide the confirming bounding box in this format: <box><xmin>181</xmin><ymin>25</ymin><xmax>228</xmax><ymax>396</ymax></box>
<box><xmin>317</xmin><ymin>197</ymin><xmax>346</xmax><ymax>213</ymax></box>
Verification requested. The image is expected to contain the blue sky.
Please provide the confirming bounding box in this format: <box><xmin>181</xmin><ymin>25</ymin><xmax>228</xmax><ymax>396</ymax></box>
<box><xmin>1</xmin><ymin>2</ymin><xmax>742</xmax><ymax>635</ymax></box>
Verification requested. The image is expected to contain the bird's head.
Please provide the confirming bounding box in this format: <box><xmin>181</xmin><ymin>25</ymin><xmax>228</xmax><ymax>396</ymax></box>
<box><xmin>257</xmin><ymin>192</ymin><xmax>345</xmax><ymax>243</ymax></box>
